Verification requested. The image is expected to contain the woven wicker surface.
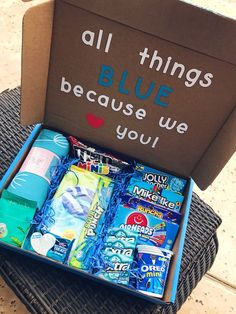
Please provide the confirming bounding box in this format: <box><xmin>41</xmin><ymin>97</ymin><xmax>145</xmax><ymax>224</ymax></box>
<box><xmin>0</xmin><ymin>88</ymin><xmax>33</xmax><ymax>178</ymax></box>
<box><xmin>0</xmin><ymin>88</ymin><xmax>222</xmax><ymax>314</ymax></box>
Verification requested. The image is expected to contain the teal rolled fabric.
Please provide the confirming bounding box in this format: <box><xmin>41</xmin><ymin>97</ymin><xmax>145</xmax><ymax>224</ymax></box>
<box><xmin>8</xmin><ymin>129</ymin><xmax>69</xmax><ymax>209</ymax></box>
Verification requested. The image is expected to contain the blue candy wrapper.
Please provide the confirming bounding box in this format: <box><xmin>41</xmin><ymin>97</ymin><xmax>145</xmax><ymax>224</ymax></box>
<box><xmin>96</xmin><ymin>251</ymin><xmax>133</xmax><ymax>285</ymax></box>
<box><xmin>69</xmin><ymin>175</ymin><xmax>114</xmax><ymax>270</ymax></box>
<box><xmin>134</xmin><ymin>163</ymin><xmax>187</xmax><ymax>195</ymax></box>
<box><xmin>40</xmin><ymin>166</ymin><xmax>100</xmax><ymax>245</ymax></box>
<box><xmin>68</xmin><ymin>136</ymin><xmax>130</xmax><ymax>177</ymax></box>
<box><xmin>107</xmin><ymin>227</ymin><xmax>138</xmax><ymax>245</ymax></box>
<box><xmin>121</xmin><ymin>195</ymin><xmax>182</xmax><ymax>225</ymax></box>
<box><xmin>127</xmin><ymin>178</ymin><xmax>184</xmax><ymax>212</ymax></box>
<box><xmin>103</xmin><ymin>237</ymin><xmax>136</xmax><ymax>258</ymax></box>
<box><xmin>112</xmin><ymin>204</ymin><xmax>179</xmax><ymax>250</ymax></box>
<box><xmin>95</xmin><ymin>227</ymin><xmax>138</xmax><ymax>285</ymax></box>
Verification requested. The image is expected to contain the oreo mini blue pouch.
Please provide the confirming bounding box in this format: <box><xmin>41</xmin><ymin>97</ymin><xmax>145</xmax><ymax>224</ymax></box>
<box><xmin>112</xmin><ymin>204</ymin><xmax>179</xmax><ymax>250</ymax></box>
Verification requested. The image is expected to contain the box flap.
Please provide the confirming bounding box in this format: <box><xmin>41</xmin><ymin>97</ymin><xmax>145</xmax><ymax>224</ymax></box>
<box><xmin>63</xmin><ymin>0</ymin><xmax>236</xmax><ymax>66</ymax></box>
<box><xmin>22</xmin><ymin>0</ymin><xmax>236</xmax><ymax>190</ymax></box>
<box><xmin>21</xmin><ymin>0</ymin><xmax>54</xmax><ymax>125</ymax></box>
<box><xmin>192</xmin><ymin>106</ymin><xmax>236</xmax><ymax>189</ymax></box>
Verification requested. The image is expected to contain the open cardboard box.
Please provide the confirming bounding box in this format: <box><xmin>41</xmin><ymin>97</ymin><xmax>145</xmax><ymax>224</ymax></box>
<box><xmin>0</xmin><ymin>0</ymin><xmax>236</xmax><ymax>305</ymax></box>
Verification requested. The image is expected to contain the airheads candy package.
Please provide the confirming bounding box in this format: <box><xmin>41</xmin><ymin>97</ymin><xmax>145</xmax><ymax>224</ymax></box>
<box><xmin>23</xmin><ymin>227</ymin><xmax>73</xmax><ymax>263</ymax></box>
<box><xmin>68</xmin><ymin>136</ymin><xmax>130</xmax><ymax>177</ymax></box>
<box><xmin>69</xmin><ymin>175</ymin><xmax>114</xmax><ymax>270</ymax></box>
<box><xmin>134</xmin><ymin>163</ymin><xmax>187</xmax><ymax>195</ymax></box>
<box><xmin>121</xmin><ymin>195</ymin><xmax>182</xmax><ymax>225</ymax></box>
<box><xmin>112</xmin><ymin>204</ymin><xmax>179</xmax><ymax>250</ymax></box>
<box><xmin>127</xmin><ymin>178</ymin><xmax>184</xmax><ymax>212</ymax></box>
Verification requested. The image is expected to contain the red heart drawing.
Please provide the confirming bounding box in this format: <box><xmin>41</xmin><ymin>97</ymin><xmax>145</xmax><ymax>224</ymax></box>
<box><xmin>86</xmin><ymin>113</ymin><xmax>105</xmax><ymax>129</ymax></box>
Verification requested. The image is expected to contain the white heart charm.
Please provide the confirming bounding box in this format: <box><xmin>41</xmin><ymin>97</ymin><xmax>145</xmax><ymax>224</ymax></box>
<box><xmin>30</xmin><ymin>232</ymin><xmax>56</xmax><ymax>256</ymax></box>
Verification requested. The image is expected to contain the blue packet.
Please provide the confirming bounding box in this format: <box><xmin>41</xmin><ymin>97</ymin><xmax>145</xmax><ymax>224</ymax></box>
<box><xmin>161</xmin><ymin>189</ymin><xmax>183</xmax><ymax>212</ymax></box>
<box><xmin>103</xmin><ymin>238</ymin><xmax>136</xmax><ymax>258</ymax></box>
<box><xmin>121</xmin><ymin>195</ymin><xmax>182</xmax><ymax>224</ymax></box>
<box><xmin>134</xmin><ymin>163</ymin><xmax>187</xmax><ymax>195</ymax></box>
<box><xmin>106</xmin><ymin>227</ymin><xmax>138</xmax><ymax>245</ymax></box>
<box><xmin>23</xmin><ymin>227</ymin><xmax>73</xmax><ymax>263</ymax></box>
<box><xmin>96</xmin><ymin>251</ymin><xmax>133</xmax><ymax>285</ymax></box>
<box><xmin>127</xmin><ymin>178</ymin><xmax>184</xmax><ymax>212</ymax></box>
<box><xmin>95</xmin><ymin>229</ymin><xmax>137</xmax><ymax>286</ymax></box>
<box><xmin>112</xmin><ymin>204</ymin><xmax>179</xmax><ymax>250</ymax></box>
<box><xmin>39</xmin><ymin>166</ymin><xmax>101</xmax><ymax>252</ymax></box>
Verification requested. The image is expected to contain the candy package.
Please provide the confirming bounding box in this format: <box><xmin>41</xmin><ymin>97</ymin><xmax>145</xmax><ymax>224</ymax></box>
<box><xmin>106</xmin><ymin>227</ymin><xmax>138</xmax><ymax>245</ymax></box>
<box><xmin>68</xmin><ymin>136</ymin><xmax>130</xmax><ymax>177</ymax></box>
<box><xmin>134</xmin><ymin>163</ymin><xmax>187</xmax><ymax>195</ymax></box>
<box><xmin>93</xmin><ymin>227</ymin><xmax>138</xmax><ymax>286</ymax></box>
<box><xmin>127</xmin><ymin>178</ymin><xmax>184</xmax><ymax>212</ymax></box>
<box><xmin>112</xmin><ymin>204</ymin><xmax>179</xmax><ymax>250</ymax></box>
<box><xmin>96</xmin><ymin>251</ymin><xmax>133</xmax><ymax>285</ymax></box>
<box><xmin>69</xmin><ymin>174</ymin><xmax>114</xmax><ymax>270</ymax></box>
<box><xmin>103</xmin><ymin>237</ymin><xmax>136</xmax><ymax>259</ymax></box>
<box><xmin>40</xmin><ymin>166</ymin><xmax>100</xmax><ymax>244</ymax></box>
<box><xmin>121</xmin><ymin>195</ymin><xmax>182</xmax><ymax>225</ymax></box>
<box><xmin>137</xmin><ymin>245</ymin><xmax>173</xmax><ymax>298</ymax></box>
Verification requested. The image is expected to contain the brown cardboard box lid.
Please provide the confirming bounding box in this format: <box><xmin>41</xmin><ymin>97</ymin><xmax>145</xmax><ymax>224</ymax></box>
<box><xmin>65</xmin><ymin>0</ymin><xmax>236</xmax><ymax>66</ymax></box>
<box><xmin>21</xmin><ymin>0</ymin><xmax>236</xmax><ymax>190</ymax></box>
